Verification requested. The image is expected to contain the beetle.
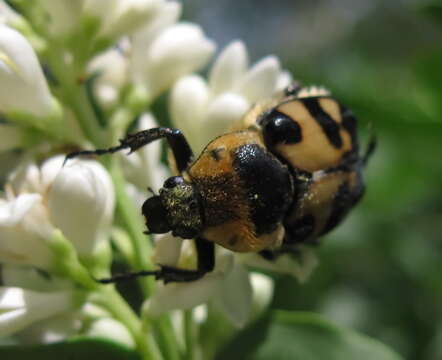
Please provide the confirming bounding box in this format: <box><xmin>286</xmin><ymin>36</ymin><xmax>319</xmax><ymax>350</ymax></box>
<box><xmin>66</xmin><ymin>84</ymin><xmax>375</xmax><ymax>283</ymax></box>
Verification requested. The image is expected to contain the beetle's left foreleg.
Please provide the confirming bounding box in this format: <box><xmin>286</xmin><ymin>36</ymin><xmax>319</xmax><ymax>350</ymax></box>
<box><xmin>65</xmin><ymin>127</ymin><xmax>194</xmax><ymax>173</ymax></box>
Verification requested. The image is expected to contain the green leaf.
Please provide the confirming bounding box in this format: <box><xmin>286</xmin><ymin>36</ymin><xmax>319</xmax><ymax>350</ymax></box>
<box><xmin>217</xmin><ymin>311</ymin><xmax>403</xmax><ymax>360</ymax></box>
<box><xmin>0</xmin><ymin>337</ymin><xmax>141</xmax><ymax>360</ymax></box>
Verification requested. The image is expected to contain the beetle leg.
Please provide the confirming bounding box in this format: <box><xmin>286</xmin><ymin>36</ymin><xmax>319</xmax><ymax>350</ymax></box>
<box><xmin>362</xmin><ymin>133</ymin><xmax>376</xmax><ymax>167</ymax></box>
<box><xmin>96</xmin><ymin>237</ymin><xmax>214</xmax><ymax>284</ymax></box>
<box><xmin>64</xmin><ymin>127</ymin><xmax>194</xmax><ymax>173</ymax></box>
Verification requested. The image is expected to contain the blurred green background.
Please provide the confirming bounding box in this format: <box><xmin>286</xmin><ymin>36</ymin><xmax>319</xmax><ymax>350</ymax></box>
<box><xmin>184</xmin><ymin>1</ymin><xmax>442</xmax><ymax>359</ymax></box>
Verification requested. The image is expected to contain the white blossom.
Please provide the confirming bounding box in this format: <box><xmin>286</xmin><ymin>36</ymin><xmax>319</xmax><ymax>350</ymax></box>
<box><xmin>170</xmin><ymin>40</ymin><xmax>292</xmax><ymax>153</ymax></box>
<box><xmin>0</xmin><ymin>265</ymin><xmax>82</xmax><ymax>342</ymax></box>
<box><xmin>1</xmin><ymin>264</ymin><xmax>130</xmax><ymax>344</ymax></box>
<box><xmin>130</xmin><ymin>1</ymin><xmax>215</xmax><ymax>99</ymax></box>
<box><xmin>48</xmin><ymin>157</ymin><xmax>115</xmax><ymax>257</ymax></box>
<box><xmin>0</xmin><ymin>193</ymin><xmax>55</xmax><ymax>269</ymax></box>
<box><xmin>211</xmin><ymin>260</ymin><xmax>252</xmax><ymax>327</ymax></box>
<box><xmin>87</xmin><ymin>46</ymin><xmax>129</xmax><ymax>109</ymax></box>
<box><xmin>83</xmin><ymin>0</ymin><xmax>162</xmax><ymax>41</ymax></box>
<box><xmin>0</xmin><ymin>0</ymin><xmax>21</xmax><ymax>26</ymax></box>
<box><xmin>0</xmin><ymin>25</ymin><xmax>59</xmax><ymax>118</ymax></box>
<box><xmin>86</xmin><ymin>317</ymin><xmax>135</xmax><ymax>348</ymax></box>
<box><xmin>0</xmin><ymin>287</ymin><xmax>77</xmax><ymax>338</ymax></box>
<box><xmin>5</xmin><ymin>156</ymin><xmax>115</xmax><ymax>261</ymax></box>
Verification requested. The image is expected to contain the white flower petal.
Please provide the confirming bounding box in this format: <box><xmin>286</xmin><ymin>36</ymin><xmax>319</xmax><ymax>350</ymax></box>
<box><xmin>145</xmin><ymin>273</ymin><xmax>223</xmax><ymax>316</ymax></box>
<box><xmin>0</xmin><ymin>193</ymin><xmax>40</xmax><ymax>226</ymax></box>
<box><xmin>0</xmin><ymin>194</ymin><xmax>54</xmax><ymax>269</ymax></box>
<box><xmin>237</xmin><ymin>55</ymin><xmax>281</xmax><ymax>103</ymax></box>
<box><xmin>144</xmin><ymin>251</ymin><xmax>234</xmax><ymax>316</ymax></box>
<box><xmin>87</xmin><ymin>318</ymin><xmax>135</xmax><ymax>348</ymax></box>
<box><xmin>239</xmin><ymin>246</ymin><xmax>319</xmax><ymax>283</ymax></box>
<box><xmin>209</xmin><ymin>40</ymin><xmax>248</xmax><ymax>96</ymax></box>
<box><xmin>84</xmin><ymin>0</ymin><xmax>160</xmax><ymax>39</ymax></box>
<box><xmin>250</xmin><ymin>272</ymin><xmax>274</xmax><ymax>317</ymax></box>
<box><xmin>131</xmin><ymin>1</ymin><xmax>181</xmax><ymax>53</ymax></box>
<box><xmin>48</xmin><ymin>160</ymin><xmax>115</xmax><ymax>256</ymax></box>
<box><xmin>213</xmin><ymin>262</ymin><xmax>252</xmax><ymax>328</ymax></box>
<box><xmin>152</xmin><ymin>233</ymin><xmax>183</xmax><ymax>267</ymax></box>
<box><xmin>39</xmin><ymin>0</ymin><xmax>84</xmax><ymax>35</ymax></box>
<box><xmin>201</xmin><ymin>93</ymin><xmax>249</xmax><ymax>151</ymax></box>
<box><xmin>137</xmin><ymin>114</ymin><xmax>162</xmax><ymax>164</ymax></box>
<box><xmin>0</xmin><ymin>25</ymin><xmax>55</xmax><ymax>117</ymax></box>
<box><xmin>135</xmin><ymin>113</ymin><xmax>169</xmax><ymax>189</ymax></box>
<box><xmin>275</xmin><ymin>70</ymin><xmax>293</xmax><ymax>93</ymax></box>
<box><xmin>130</xmin><ymin>2</ymin><xmax>181</xmax><ymax>86</ymax></box>
<box><xmin>88</xmin><ymin>48</ymin><xmax>128</xmax><ymax>108</ymax></box>
<box><xmin>0</xmin><ymin>0</ymin><xmax>21</xmax><ymax>26</ymax></box>
<box><xmin>2</xmin><ymin>264</ymin><xmax>73</xmax><ymax>292</ymax></box>
<box><xmin>144</xmin><ymin>23</ymin><xmax>215</xmax><ymax>97</ymax></box>
<box><xmin>83</xmin><ymin>0</ymin><xmax>118</xmax><ymax>17</ymax></box>
<box><xmin>122</xmin><ymin>113</ymin><xmax>169</xmax><ymax>190</ymax></box>
<box><xmin>40</xmin><ymin>156</ymin><xmax>64</xmax><ymax>191</ymax></box>
<box><xmin>16</xmin><ymin>311</ymin><xmax>82</xmax><ymax>344</ymax></box>
<box><xmin>170</xmin><ymin>75</ymin><xmax>209</xmax><ymax>146</ymax></box>
<box><xmin>8</xmin><ymin>162</ymin><xmax>41</xmax><ymax>194</ymax></box>
<box><xmin>0</xmin><ymin>287</ymin><xmax>75</xmax><ymax>337</ymax></box>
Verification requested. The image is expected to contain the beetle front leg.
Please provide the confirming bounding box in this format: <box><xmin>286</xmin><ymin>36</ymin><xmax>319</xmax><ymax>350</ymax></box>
<box><xmin>65</xmin><ymin>127</ymin><xmax>194</xmax><ymax>173</ymax></box>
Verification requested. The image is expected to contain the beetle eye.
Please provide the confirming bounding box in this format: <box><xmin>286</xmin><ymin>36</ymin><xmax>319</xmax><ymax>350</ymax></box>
<box><xmin>163</xmin><ymin>176</ymin><xmax>185</xmax><ymax>189</ymax></box>
<box><xmin>142</xmin><ymin>196</ymin><xmax>170</xmax><ymax>234</ymax></box>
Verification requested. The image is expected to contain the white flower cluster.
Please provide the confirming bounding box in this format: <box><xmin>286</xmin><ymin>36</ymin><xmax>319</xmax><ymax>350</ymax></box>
<box><xmin>0</xmin><ymin>0</ymin><xmax>318</xmax><ymax>353</ymax></box>
<box><xmin>0</xmin><ymin>156</ymin><xmax>114</xmax><ymax>338</ymax></box>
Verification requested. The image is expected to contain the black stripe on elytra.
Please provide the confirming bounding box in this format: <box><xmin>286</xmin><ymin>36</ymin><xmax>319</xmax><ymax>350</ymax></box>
<box><xmin>233</xmin><ymin>143</ymin><xmax>294</xmax><ymax>236</ymax></box>
<box><xmin>302</xmin><ymin>97</ymin><xmax>343</xmax><ymax>148</ymax></box>
<box><xmin>339</xmin><ymin>103</ymin><xmax>359</xmax><ymax>149</ymax></box>
<box><xmin>320</xmin><ymin>175</ymin><xmax>365</xmax><ymax>236</ymax></box>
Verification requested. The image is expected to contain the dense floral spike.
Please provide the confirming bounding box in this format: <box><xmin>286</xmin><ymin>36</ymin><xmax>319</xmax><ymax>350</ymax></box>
<box><xmin>0</xmin><ymin>1</ymin><xmax>353</xmax><ymax>356</ymax></box>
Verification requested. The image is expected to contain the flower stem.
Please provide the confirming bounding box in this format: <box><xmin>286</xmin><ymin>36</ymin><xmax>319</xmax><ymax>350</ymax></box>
<box><xmin>66</xmin><ymin>83</ymin><xmax>107</xmax><ymax>147</ymax></box>
<box><xmin>44</xmin><ymin>45</ymin><xmax>106</xmax><ymax>147</ymax></box>
<box><xmin>97</xmin><ymin>287</ymin><xmax>163</xmax><ymax>360</ymax></box>
<box><xmin>184</xmin><ymin>310</ymin><xmax>196</xmax><ymax>360</ymax></box>
<box><xmin>151</xmin><ymin>316</ymin><xmax>183</xmax><ymax>360</ymax></box>
<box><xmin>108</xmin><ymin>156</ymin><xmax>155</xmax><ymax>296</ymax></box>
<box><xmin>48</xmin><ymin>230</ymin><xmax>99</xmax><ymax>291</ymax></box>
<box><xmin>107</xmin><ymin>147</ymin><xmax>183</xmax><ymax>360</ymax></box>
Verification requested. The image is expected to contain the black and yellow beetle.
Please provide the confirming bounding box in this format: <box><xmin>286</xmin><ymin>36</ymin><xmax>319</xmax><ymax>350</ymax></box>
<box><xmin>66</xmin><ymin>84</ymin><xmax>375</xmax><ymax>283</ymax></box>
